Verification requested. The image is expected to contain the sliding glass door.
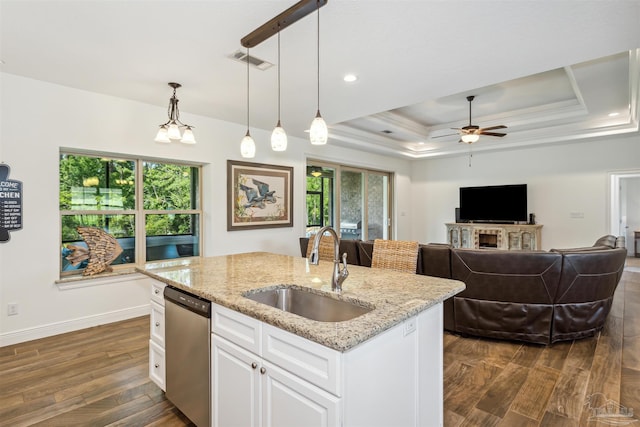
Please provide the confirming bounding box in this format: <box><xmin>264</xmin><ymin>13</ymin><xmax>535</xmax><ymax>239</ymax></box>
<box><xmin>306</xmin><ymin>161</ymin><xmax>392</xmax><ymax>241</ymax></box>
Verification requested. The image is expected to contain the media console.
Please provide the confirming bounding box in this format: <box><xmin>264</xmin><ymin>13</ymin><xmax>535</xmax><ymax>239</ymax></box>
<box><xmin>446</xmin><ymin>223</ymin><xmax>543</xmax><ymax>250</ymax></box>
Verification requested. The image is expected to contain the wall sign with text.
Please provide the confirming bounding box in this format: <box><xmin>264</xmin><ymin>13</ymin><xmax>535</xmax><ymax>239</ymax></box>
<box><xmin>0</xmin><ymin>163</ymin><xmax>23</xmax><ymax>242</ymax></box>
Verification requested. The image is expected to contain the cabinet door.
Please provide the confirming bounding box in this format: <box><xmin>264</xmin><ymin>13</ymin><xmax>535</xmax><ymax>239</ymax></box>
<box><xmin>460</xmin><ymin>228</ymin><xmax>471</xmax><ymax>248</ymax></box>
<box><xmin>149</xmin><ymin>339</ymin><xmax>165</xmax><ymax>391</ymax></box>
<box><xmin>212</xmin><ymin>335</ymin><xmax>261</xmax><ymax>427</ymax></box>
<box><xmin>262</xmin><ymin>361</ymin><xmax>340</xmax><ymax>427</ymax></box>
<box><xmin>448</xmin><ymin>227</ymin><xmax>459</xmax><ymax>248</ymax></box>
<box><xmin>508</xmin><ymin>232</ymin><xmax>522</xmax><ymax>250</ymax></box>
<box><xmin>150</xmin><ymin>279</ymin><xmax>166</xmax><ymax>306</ymax></box>
<box><xmin>150</xmin><ymin>300</ymin><xmax>165</xmax><ymax>347</ymax></box>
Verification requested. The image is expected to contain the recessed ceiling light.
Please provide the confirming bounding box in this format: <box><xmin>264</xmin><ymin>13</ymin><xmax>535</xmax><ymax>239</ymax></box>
<box><xmin>343</xmin><ymin>74</ymin><xmax>358</xmax><ymax>83</ymax></box>
<box><xmin>418</xmin><ymin>141</ymin><xmax>425</xmax><ymax>145</ymax></box>
<box><xmin>608</xmin><ymin>112</ymin><xmax>620</xmax><ymax>117</ymax></box>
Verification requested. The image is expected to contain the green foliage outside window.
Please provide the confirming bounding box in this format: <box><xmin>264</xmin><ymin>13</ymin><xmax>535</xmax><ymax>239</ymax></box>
<box><xmin>306</xmin><ymin>175</ymin><xmax>332</xmax><ymax>228</ymax></box>
<box><xmin>143</xmin><ymin>162</ymin><xmax>198</xmax><ymax>236</ymax></box>
<box><xmin>59</xmin><ymin>155</ymin><xmax>136</xmax><ymax>241</ymax></box>
<box><xmin>59</xmin><ymin>153</ymin><xmax>201</xmax><ymax>273</ymax></box>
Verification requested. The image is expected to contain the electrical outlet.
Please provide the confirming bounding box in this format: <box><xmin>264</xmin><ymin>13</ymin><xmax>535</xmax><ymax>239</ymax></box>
<box><xmin>8</xmin><ymin>303</ymin><xmax>18</xmax><ymax>316</ymax></box>
<box><xmin>404</xmin><ymin>318</ymin><xmax>416</xmax><ymax>336</ymax></box>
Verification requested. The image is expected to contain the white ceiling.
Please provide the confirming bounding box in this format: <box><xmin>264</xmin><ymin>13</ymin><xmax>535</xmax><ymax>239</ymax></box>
<box><xmin>1</xmin><ymin>0</ymin><xmax>639</xmax><ymax>159</ymax></box>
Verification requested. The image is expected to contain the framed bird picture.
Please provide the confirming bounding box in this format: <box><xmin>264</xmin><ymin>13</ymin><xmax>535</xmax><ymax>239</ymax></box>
<box><xmin>227</xmin><ymin>160</ymin><xmax>293</xmax><ymax>231</ymax></box>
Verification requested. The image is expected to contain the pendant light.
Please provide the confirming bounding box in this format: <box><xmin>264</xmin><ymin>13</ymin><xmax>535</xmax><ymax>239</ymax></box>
<box><xmin>154</xmin><ymin>82</ymin><xmax>197</xmax><ymax>144</ymax></box>
<box><xmin>271</xmin><ymin>27</ymin><xmax>288</xmax><ymax>152</ymax></box>
<box><xmin>309</xmin><ymin>1</ymin><xmax>328</xmax><ymax>145</ymax></box>
<box><xmin>240</xmin><ymin>47</ymin><xmax>256</xmax><ymax>158</ymax></box>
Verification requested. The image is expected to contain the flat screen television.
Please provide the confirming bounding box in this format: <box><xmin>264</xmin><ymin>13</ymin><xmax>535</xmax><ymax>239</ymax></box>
<box><xmin>459</xmin><ymin>184</ymin><xmax>527</xmax><ymax>223</ymax></box>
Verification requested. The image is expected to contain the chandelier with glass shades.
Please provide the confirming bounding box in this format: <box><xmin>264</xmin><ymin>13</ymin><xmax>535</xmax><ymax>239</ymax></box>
<box><xmin>154</xmin><ymin>82</ymin><xmax>196</xmax><ymax>144</ymax></box>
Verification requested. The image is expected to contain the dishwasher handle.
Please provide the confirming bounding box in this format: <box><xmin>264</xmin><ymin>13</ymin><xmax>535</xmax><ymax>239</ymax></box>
<box><xmin>164</xmin><ymin>286</ymin><xmax>211</xmax><ymax>318</ymax></box>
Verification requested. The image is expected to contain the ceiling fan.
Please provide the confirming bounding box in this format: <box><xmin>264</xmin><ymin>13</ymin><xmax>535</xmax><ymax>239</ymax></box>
<box><xmin>453</xmin><ymin>95</ymin><xmax>507</xmax><ymax>144</ymax></box>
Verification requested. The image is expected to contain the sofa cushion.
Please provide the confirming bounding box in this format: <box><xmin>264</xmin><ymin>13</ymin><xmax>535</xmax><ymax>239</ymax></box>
<box><xmin>357</xmin><ymin>241</ymin><xmax>374</xmax><ymax>267</ymax></box>
<box><xmin>417</xmin><ymin>244</ymin><xmax>452</xmax><ymax>278</ymax></box>
<box><xmin>593</xmin><ymin>234</ymin><xmax>617</xmax><ymax>248</ymax></box>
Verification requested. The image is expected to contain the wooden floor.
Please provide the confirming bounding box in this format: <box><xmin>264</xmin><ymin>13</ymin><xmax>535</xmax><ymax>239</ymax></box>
<box><xmin>1</xmin><ymin>258</ymin><xmax>639</xmax><ymax>427</ymax></box>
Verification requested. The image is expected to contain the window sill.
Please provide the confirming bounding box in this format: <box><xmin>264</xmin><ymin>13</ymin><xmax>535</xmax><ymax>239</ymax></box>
<box><xmin>56</xmin><ymin>269</ymin><xmax>146</xmax><ymax>290</ymax></box>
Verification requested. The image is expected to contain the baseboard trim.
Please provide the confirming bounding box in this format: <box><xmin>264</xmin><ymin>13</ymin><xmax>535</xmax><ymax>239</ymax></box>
<box><xmin>0</xmin><ymin>304</ymin><xmax>151</xmax><ymax>347</ymax></box>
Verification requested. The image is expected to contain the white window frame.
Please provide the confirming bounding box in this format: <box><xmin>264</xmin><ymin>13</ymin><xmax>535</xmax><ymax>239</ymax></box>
<box><xmin>59</xmin><ymin>150</ymin><xmax>203</xmax><ymax>278</ymax></box>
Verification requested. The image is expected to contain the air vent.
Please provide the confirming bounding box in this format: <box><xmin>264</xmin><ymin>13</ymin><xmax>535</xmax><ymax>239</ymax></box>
<box><xmin>231</xmin><ymin>50</ymin><xmax>274</xmax><ymax>70</ymax></box>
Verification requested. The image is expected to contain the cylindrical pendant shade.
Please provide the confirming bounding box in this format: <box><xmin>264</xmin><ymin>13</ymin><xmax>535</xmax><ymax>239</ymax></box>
<box><xmin>309</xmin><ymin>112</ymin><xmax>328</xmax><ymax>145</ymax></box>
<box><xmin>271</xmin><ymin>123</ymin><xmax>288</xmax><ymax>151</ymax></box>
<box><xmin>240</xmin><ymin>133</ymin><xmax>256</xmax><ymax>158</ymax></box>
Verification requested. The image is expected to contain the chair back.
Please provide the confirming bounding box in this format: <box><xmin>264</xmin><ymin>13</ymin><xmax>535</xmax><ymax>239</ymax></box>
<box><xmin>306</xmin><ymin>234</ymin><xmax>335</xmax><ymax>262</ymax></box>
<box><xmin>371</xmin><ymin>239</ymin><xmax>419</xmax><ymax>273</ymax></box>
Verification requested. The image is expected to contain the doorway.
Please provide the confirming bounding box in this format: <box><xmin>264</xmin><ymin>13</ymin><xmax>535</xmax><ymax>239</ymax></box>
<box><xmin>306</xmin><ymin>160</ymin><xmax>393</xmax><ymax>241</ymax></box>
<box><xmin>609</xmin><ymin>170</ymin><xmax>640</xmax><ymax>256</ymax></box>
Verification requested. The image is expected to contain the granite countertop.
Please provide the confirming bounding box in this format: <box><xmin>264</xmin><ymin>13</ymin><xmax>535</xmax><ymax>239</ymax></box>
<box><xmin>139</xmin><ymin>252</ymin><xmax>465</xmax><ymax>352</ymax></box>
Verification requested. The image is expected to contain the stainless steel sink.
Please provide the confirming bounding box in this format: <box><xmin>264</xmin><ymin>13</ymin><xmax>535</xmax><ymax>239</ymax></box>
<box><xmin>243</xmin><ymin>286</ymin><xmax>373</xmax><ymax>322</ymax></box>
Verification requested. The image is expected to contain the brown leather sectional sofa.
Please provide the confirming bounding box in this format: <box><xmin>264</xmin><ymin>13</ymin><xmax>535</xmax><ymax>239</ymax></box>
<box><xmin>299</xmin><ymin>236</ymin><xmax>627</xmax><ymax>345</ymax></box>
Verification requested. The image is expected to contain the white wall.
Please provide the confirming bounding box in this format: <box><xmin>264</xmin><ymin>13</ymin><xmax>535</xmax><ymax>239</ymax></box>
<box><xmin>410</xmin><ymin>135</ymin><xmax>640</xmax><ymax>250</ymax></box>
<box><xmin>622</xmin><ymin>177</ymin><xmax>640</xmax><ymax>256</ymax></box>
<box><xmin>0</xmin><ymin>73</ymin><xmax>411</xmax><ymax>344</ymax></box>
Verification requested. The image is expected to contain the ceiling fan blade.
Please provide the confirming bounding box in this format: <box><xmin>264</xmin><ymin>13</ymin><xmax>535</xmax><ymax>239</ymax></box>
<box><xmin>479</xmin><ymin>131</ymin><xmax>507</xmax><ymax>137</ymax></box>
<box><xmin>431</xmin><ymin>132</ymin><xmax>460</xmax><ymax>139</ymax></box>
<box><xmin>479</xmin><ymin>125</ymin><xmax>507</xmax><ymax>131</ymax></box>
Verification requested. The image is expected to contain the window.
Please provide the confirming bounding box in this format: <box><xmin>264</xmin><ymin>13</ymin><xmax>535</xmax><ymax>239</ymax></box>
<box><xmin>59</xmin><ymin>152</ymin><xmax>201</xmax><ymax>277</ymax></box>
<box><xmin>306</xmin><ymin>161</ymin><xmax>392</xmax><ymax>241</ymax></box>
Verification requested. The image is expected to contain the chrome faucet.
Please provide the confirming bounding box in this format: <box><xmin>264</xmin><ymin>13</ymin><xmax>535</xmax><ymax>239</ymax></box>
<box><xmin>309</xmin><ymin>226</ymin><xmax>349</xmax><ymax>293</ymax></box>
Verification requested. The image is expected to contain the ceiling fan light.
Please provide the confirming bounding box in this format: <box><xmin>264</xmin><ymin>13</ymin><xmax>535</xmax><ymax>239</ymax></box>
<box><xmin>271</xmin><ymin>122</ymin><xmax>287</xmax><ymax>151</ymax></box>
<box><xmin>240</xmin><ymin>132</ymin><xmax>256</xmax><ymax>158</ymax></box>
<box><xmin>461</xmin><ymin>134</ymin><xmax>480</xmax><ymax>144</ymax></box>
<box><xmin>154</xmin><ymin>126</ymin><xmax>171</xmax><ymax>143</ymax></box>
<box><xmin>180</xmin><ymin>126</ymin><xmax>196</xmax><ymax>144</ymax></box>
<box><xmin>309</xmin><ymin>111</ymin><xmax>328</xmax><ymax>145</ymax></box>
<box><xmin>167</xmin><ymin>122</ymin><xmax>181</xmax><ymax>140</ymax></box>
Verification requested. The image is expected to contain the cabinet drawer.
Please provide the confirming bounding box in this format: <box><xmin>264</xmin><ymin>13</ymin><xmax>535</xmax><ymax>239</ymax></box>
<box><xmin>150</xmin><ymin>300</ymin><xmax>165</xmax><ymax>347</ymax></box>
<box><xmin>263</xmin><ymin>324</ymin><xmax>341</xmax><ymax>396</ymax></box>
<box><xmin>150</xmin><ymin>280</ymin><xmax>166</xmax><ymax>306</ymax></box>
<box><xmin>149</xmin><ymin>339</ymin><xmax>165</xmax><ymax>391</ymax></box>
<box><xmin>212</xmin><ymin>303</ymin><xmax>261</xmax><ymax>355</ymax></box>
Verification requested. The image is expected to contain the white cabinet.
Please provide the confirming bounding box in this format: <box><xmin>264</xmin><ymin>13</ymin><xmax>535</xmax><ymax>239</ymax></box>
<box><xmin>148</xmin><ymin>279</ymin><xmax>167</xmax><ymax>391</ymax></box>
<box><xmin>212</xmin><ymin>304</ymin><xmax>339</xmax><ymax>427</ymax></box>
<box><xmin>262</xmin><ymin>360</ymin><xmax>340</xmax><ymax>427</ymax></box>
<box><xmin>212</xmin><ymin>302</ymin><xmax>444</xmax><ymax>427</ymax></box>
<box><xmin>212</xmin><ymin>335</ymin><xmax>260</xmax><ymax>427</ymax></box>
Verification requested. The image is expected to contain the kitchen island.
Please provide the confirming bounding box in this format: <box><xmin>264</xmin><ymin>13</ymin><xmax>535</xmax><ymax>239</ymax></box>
<box><xmin>141</xmin><ymin>252</ymin><xmax>465</xmax><ymax>427</ymax></box>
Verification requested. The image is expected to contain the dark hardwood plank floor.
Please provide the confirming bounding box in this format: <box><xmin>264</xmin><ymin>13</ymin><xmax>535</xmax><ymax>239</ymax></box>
<box><xmin>1</xmin><ymin>257</ymin><xmax>639</xmax><ymax>426</ymax></box>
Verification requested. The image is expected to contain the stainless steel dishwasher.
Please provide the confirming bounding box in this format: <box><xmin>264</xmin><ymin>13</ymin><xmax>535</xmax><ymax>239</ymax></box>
<box><xmin>164</xmin><ymin>286</ymin><xmax>211</xmax><ymax>427</ymax></box>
